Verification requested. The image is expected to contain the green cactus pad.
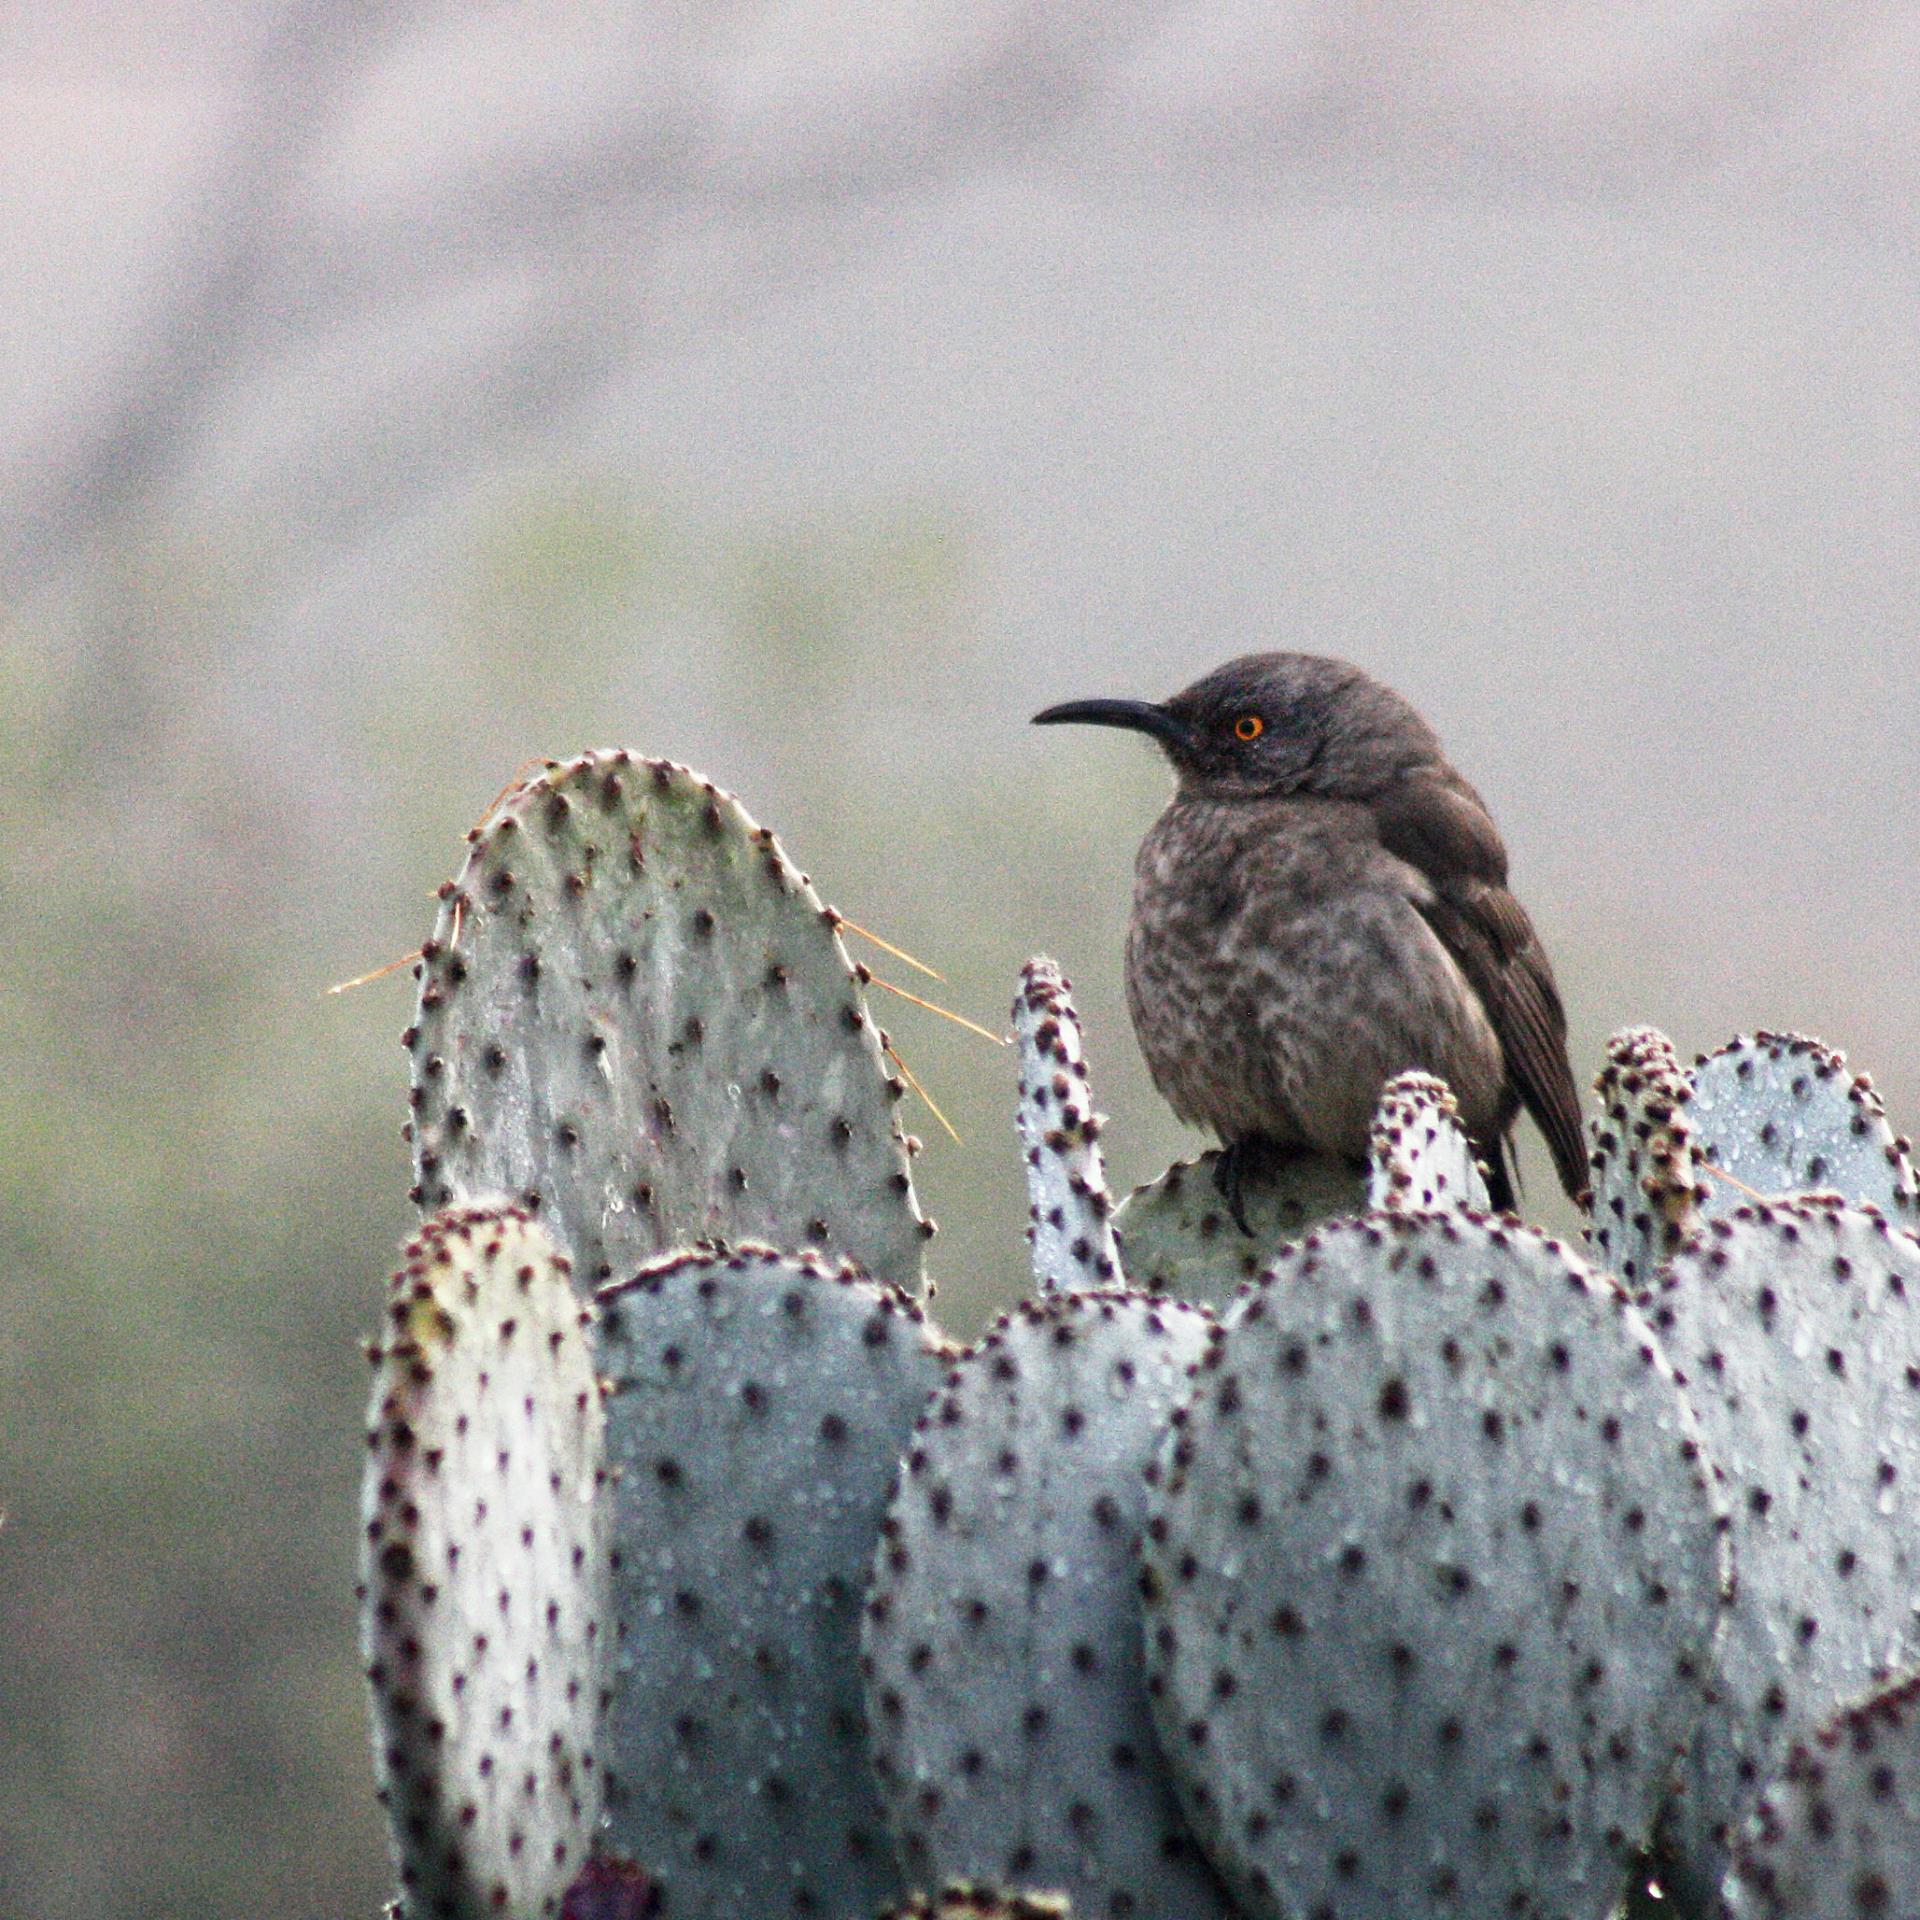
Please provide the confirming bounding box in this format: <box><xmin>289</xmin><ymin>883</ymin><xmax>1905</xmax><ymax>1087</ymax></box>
<box><xmin>360</xmin><ymin>1202</ymin><xmax>609</xmax><ymax>1920</ymax></box>
<box><xmin>1113</xmin><ymin>1148</ymin><xmax>1364</xmax><ymax>1308</ymax></box>
<box><xmin>406</xmin><ymin>754</ymin><xmax>930</xmax><ymax>1294</ymax></box>
<box><xmin>597</xmin><ymin>1243</ymin><xmax>948</xmax><ymax>1919</ymax></box>
<box><xmin>863</xmin><ymin>1290</ymin><xmax>1236</xmax><ymax>1918</ymax></box>
<box><xmin>1723</xmin><ymin>1668</ymin><xmax>1920</xmax><ymax>1920</ymax></box>
<box><xmin>1638</xmin><ymin>1197</ymin><xmax>1920</xmax><ymax>1910</ymax></box>
<box><xmin>1012</xmin><ymin>959</ymin><xmax>1121</xmax><ymax>1294</ymax></box>
<box><xmin>1588</xmin><ymin>1026</ymin><xmax>1705</xmax><ymax>1295</ymax></box>
<box><xmin>880</xmin><ymin>1888</ymin><xmax>1071</xmax><ymax>1920</ymax></box>
<box><xmin>1141</xmin><ymin>1211</ymin><xmax>1727</xmax><ymax>1920</ymax></box>
<box><xmin>1690</xmin><ymin>1032</ymin><xmax>1918</xmax><ymax>1222</ymax></box>
<box><xmin>1366</xmin><ymin>1071</ymin><xmax>1491</xmax><ymax>1213</ymax></box>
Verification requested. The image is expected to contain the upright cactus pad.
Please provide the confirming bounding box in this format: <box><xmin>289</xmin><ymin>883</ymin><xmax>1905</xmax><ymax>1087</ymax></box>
<box><xmin>1365</xmin><ymin>1071</ymin><xmax>1490</xmax><ymax>1213</ymax></box>
<box><xmin>360</xmin><ymin>1203</ymin><xmax>609</xmax><ymax>1920</ymax></box>
<box><xmin>596</xmin><ymin>1244</ymin><xmax>947</xmax><ymax>1919</ymax></box>
<box><xmin>863</xmin><ymin>1291</ymin><xmax>1238</xmax><ymax>1919</ymax></box>
<box><xmin>1723</xmin><ymin>1670</ymin><xmax>1920</xmax><ymax>1920</ymax></box>
<box><xmin>1690</xmin><ymin>1032</ymin><xmax>1918</xmax><ymax>1221</ymax></box>
<box><xmin>406</xmin><ymin>754</ymin><xmax>930</xmax><ymax>1293</ymax></box>
<box><xmin>1141</xmin><ymin>1212</ymin><xmax>1727</xmax><ymax>1920</ymax></box>
<box><xmin>1113</xmin><ymin>1149</ymin><xmax>1365</xmax><ymax>1307</ymax></box>
<box><xmin>1588</xmin><ymin>1026</ymin><xmax>1705</xmax><ymax>1294</ymax></box>
<box><xmin>1638</xmin><ymin>1198</ymin><xmax>1920</xmax><ymax>1908</ymax></box>
<box><xmin>1012</xmin><ymin>958</ymin><xmax>1121</xmax><ymax>1294</ymax></box>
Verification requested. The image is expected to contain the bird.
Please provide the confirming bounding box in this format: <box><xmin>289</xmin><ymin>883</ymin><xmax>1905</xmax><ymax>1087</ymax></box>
<box><xmin>1032</xmin><ymin>652</ymin><xmax>1587</xmax><ymax>1218</ymax></box>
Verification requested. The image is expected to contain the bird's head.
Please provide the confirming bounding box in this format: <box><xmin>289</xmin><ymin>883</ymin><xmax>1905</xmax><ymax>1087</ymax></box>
<box><xmin>1033</xmin><ymin>652</ymin><xmax>1444</xmax><ymax>802</ymax></box>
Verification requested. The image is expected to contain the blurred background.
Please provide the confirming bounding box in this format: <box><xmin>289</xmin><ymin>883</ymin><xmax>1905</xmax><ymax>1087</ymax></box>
<box><xmin>2</xmin><ymin>3</ymin><xmax>1916</xmax><ymax>1913</ymax></box>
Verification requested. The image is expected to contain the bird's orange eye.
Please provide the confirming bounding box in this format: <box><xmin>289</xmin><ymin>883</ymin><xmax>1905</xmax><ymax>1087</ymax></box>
<box><xmin>1234</xmin><ymin>714</ymin><xmax>1264</xmax><ymax>742</ymax></box>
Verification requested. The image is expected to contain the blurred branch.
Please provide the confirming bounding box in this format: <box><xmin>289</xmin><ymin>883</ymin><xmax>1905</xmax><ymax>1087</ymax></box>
<box><xmin>1086</xmin><ymin>0</ymin><xmax>1888</xmax><ymax>199</ymax></box>
<box><xmin>3</xmin><ymin>0</ymin><xmax>1909</xmax><ymax>594</ymax></box>
<box><xmin>5</xmin><ymin>1</ymin><xmax>409</xmax><ymax>586</ymax></box>
<box><xmin>6</xmin><ymin>0</ymin><xmax>1164</xmax><ymax>593</ymax></box>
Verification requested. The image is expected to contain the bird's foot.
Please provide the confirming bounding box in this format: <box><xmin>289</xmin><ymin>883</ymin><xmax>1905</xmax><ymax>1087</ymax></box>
<box><xmin>1212</xmin><ymin>1138</ymin><xmax>1262</xmax><ymax>1237</ymax></box>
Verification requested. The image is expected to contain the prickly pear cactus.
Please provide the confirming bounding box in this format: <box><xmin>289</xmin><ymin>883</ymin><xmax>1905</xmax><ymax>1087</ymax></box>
<box><xmin>360</xmin><ymin>1202</ymin><xmax>608</xmax><ymax>1920</ymax></box>
<box><xmin>1113</xmin><ymin>1149</ymin><xmax>1364</xmax><ymax>1306</ymax></box>
<box><xmin>1365</xmin><ymin>1071</ymin><xmax>1490</xmax><ymax>1213</ymax></box>
<box><xmin>881</xmin><ymin>1888</ymin><xmax>1071</xmax><ymax>1920</ymax></box>
<box><xmin>1723</xmin><ymin>1668</ymin><xmax>1920</xmax><ymax>1920</ymax></box>
<box><xmin>1141</xmin><ymin>1211</ymin><xmax>1727</xmax><ymax>1920</ymax></box>
<box><xmin>863</xmin><ymin>1291</ymin><xmax>1238</xmax><ymax>1919</ymax></box>
<box><xmin>1690</xmin><ymin>1033</ymin><xmax>1918</xmax><ymax>1222</ymax></box>
<box><xmin>1588</xmin><ymin>1027</ymin><xmax>1705</xmax><ymax>1295</ymax></box>
<box><xmin>596</xmin><ymin>1243</ymin><xmax>947</xmax><ymax>1919</ymax></box>
<box><xmin>1012</xmin><ymin>958</ymin><xmax>1122</xmax><ymax>1294</ymax></box>
<box><xmin>1637</xmin><ymin>1197</ymin><xmax>1920</xmax><ymax>1910</ymax></box>
<box><xmin>406</xmin><ymin>754</ymin><xmax>930</xmax><ymax>1293</ymax></box>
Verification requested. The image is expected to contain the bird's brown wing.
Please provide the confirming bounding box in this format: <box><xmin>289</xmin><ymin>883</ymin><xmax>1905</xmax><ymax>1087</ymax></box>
<box><xmin>1375</xmin><ymin>777</ymin><xmax>1589</xmax><ymax>1202</ymax></box>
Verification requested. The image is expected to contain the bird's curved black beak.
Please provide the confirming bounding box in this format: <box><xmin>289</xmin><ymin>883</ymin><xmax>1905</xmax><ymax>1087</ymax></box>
<box><xmin>1030</xmin><ymin>697</ymin><xmax>1189</xmax><ymax>753</ymax></box>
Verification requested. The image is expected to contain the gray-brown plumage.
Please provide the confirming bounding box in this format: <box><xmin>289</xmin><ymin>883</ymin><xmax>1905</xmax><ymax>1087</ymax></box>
<box><xmin>1032</xmin><ymin>653</ymin><xmax>1587</xmax><ymax>1215</ymax></box>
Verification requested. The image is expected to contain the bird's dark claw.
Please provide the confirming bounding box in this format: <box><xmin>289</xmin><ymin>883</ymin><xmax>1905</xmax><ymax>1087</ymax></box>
<box><xmin>1212</xmin><ymin>1138</ymin><xmax>1258</xmax><ymax>1237</ymax></box>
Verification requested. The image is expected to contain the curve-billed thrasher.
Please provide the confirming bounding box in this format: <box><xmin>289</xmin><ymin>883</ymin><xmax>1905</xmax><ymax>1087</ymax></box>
<box><xmin>1033</xmin><ymin>653</ymin><xmax>1587</xmax><ymax>1215</ymax></box>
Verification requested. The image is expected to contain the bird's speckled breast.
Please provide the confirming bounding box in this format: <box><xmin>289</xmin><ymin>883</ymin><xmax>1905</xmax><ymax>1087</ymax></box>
<box><xmin>1124</xmin><ymin>794</ymin><xmax>1510</xmax><ymax>1159</ymax></box>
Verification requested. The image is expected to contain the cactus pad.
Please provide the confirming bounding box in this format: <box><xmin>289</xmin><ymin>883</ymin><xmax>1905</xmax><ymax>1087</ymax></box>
<box><xmin>1690</xmin><ymin>1032</ymin><xmax>1918</xmax><ymax>1221</ymax></box>
<box><xmin>1587</xmin><ymin>1026</ymin><xmax>1705</xmax><ymax>1295</ymax></box>
<box><xmin>1723</xmin><ymin>1669</ymin><xmax>1920</xmax><ymax>1920</ymax></box>
<box><xmin>1366</xmin><ymin>1071</ymin><xmax>1491</xmax><ymax>1213</ymax></box>
<box><xmin>863</xmin><ymin>1291</ymin><xmax>1237</xmax><ymax>1919</ymax></box>
<box><xmin>1012</xmin><ymin>958</ymin><xmax>1121</xmax><ymax>1294</ymax></box>
<box><xmin>406</xmin><ymin>754</ymin><xmax>930</xmax><ymax>1293</ymax></box>
<box><xmin>360</xmin><ymin>1202</ymin><xmax>608</xmax><ymax>1920</ymax></box>
<box><xmin>1113</xmin><ymin>1148</ymin><xmax>1364</xmax><ymax>1307</ymax></box>
<box><xmin>1639</xmin><ymin>1197</ymin><xmax>1920</xmax><ymax>1908</ymax></box>
<box><xmin>596</xmin><ymin>1243</ymin><xmax>947</xmax><ymax>1918</ymax></box>
<box><xmin>1141</xmin><ymin>1211</ymin><xmax>1727</xmax><ymax>1920</ymax></box>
